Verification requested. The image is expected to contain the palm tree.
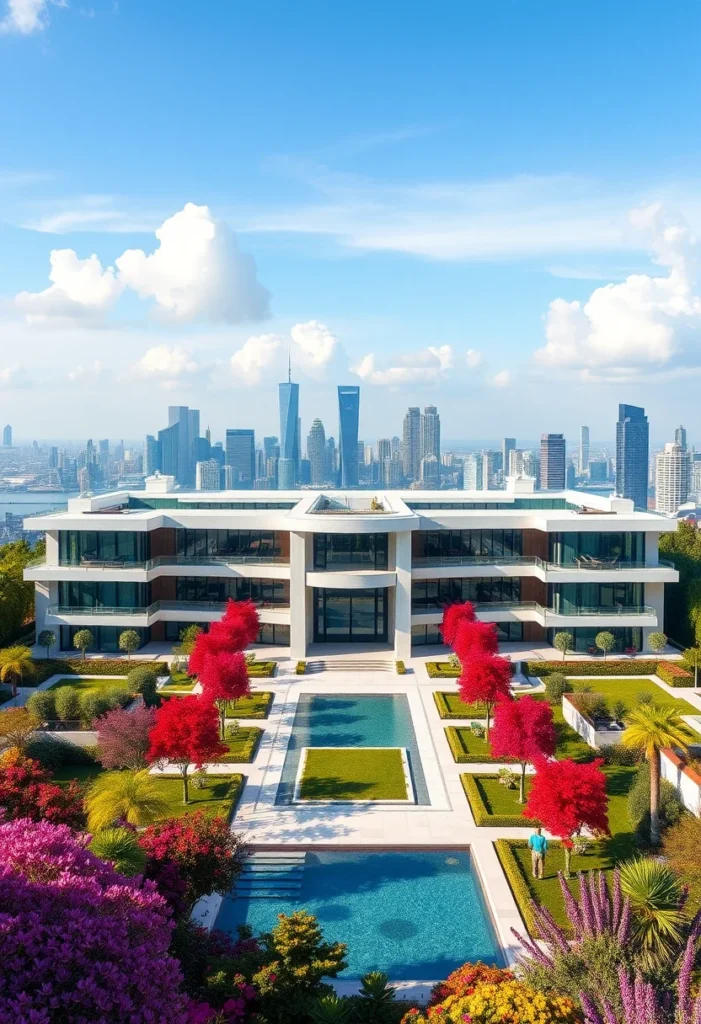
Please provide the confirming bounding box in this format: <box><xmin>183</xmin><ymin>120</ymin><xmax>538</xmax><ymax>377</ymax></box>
<box><xmin>622</xmin><ymin>704</ymin><xmax>694</xmax><ymax>844</ymax></box>
<box><xmin>619</xmin><ymin>857</ymin><xmax>687</xmax><ymax>971</ymax></box>
<box><xmin>0</xmin><ymin>644</ymin><xmax>34</xmax><ymax>697</ymax></box>
<box><xmin>85</xmin><ymin>769</ymin><xmax>169</xmax><ymax>831</ymax></box>
<box><xmin>88</xmin><ymin>827</ymin><xmax>147</xmax><ymax>876</ymax></box>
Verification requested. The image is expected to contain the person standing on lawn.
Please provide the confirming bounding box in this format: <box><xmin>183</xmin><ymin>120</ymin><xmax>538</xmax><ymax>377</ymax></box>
<box><xmin>528</xmin><ymin>827</ymin><xmax>547</xmax><ymax>879</ymax></box>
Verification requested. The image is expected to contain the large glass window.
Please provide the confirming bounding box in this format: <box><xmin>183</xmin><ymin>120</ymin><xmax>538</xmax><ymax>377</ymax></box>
<box><xmin>411</xmin><ymin>577</ymin><xmax>521</xmax><ymax>611</ymax></box>
<box><xmin>548</xmin><ymin>532</ymin><xmax>645</xmax><ymax>566</ymax></box>
<box><xmin>412</xmin><ymin>530</ymin><xmax>523</xmax><ymax>563</ymax></box>
<box><xmin>59</xmin><ymin>531</ymin><xmax>149</xmax><ymax>565</ymax></box>
<box><xmin>58</xmin><ymin>581</ymin><xmax>150</xmax><ymax>609</ymax></box>
<box><xmin>174</xmin><ymin>577</ymin><xmax>289</xmax><ymax>606</ymax></box>
<box><xmin>547</xmin><ymin>627</ymin><xmax>642</xmax><ymax>653</ymax></box>
<box><xmin>313</xmin><ymin>588</ymin><xmax>388</xmax><ymax>642</ymax></box>
<box><xmin>60</xmin><ymin>625</ymin><xmax>150</xmax><ymax>652</ymax></box>
<box><xmin>548</xmin><ymin>582</ymin><xmax>644</xmax><ymax>613</ymax></box>
<box><xmin>163</xmin><ymin>620</ymin><xmax>290</xmax><ymax>646</ymax></box>
<box><xmin>313</xmin><ymin>534</ymin><xmax>389</xmax><ymax>570</ymax></box>
<box><xmin>411</xmin><ymin>622</ymin><xmax>523</xmax><ymax>646</ymax></box>
<box><xmin>176</xmin><ymin>529</ymin><xmax>286</xmax><ymax>560</ymax></box>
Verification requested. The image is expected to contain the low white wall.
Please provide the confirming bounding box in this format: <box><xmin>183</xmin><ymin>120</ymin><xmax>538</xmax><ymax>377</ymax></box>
<box><xmin>561</xmin><ymin>696</ymin><xmax>624</xmax><ymax>749</ymax></box>
<box><xmin>661</xmin><ymin>749</ymin><xmax>701</xmax><ymax>816</ymax></box>
<box><xmin>32</xmin><ymin>729</ymin><xmax>98</xmax><ymax>747</ymax></box>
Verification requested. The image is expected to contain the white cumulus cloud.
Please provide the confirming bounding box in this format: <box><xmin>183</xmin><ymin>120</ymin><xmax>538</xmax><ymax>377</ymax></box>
<box><xmin>116</xmin><ymin>203</ymin><xmax>270</xmax><ymax>323</ymax></box>
<box><xmin>465</xmin><ymin>349</ymin><xmax>482</xmax><ymax>369</ymax></box>
<box><xmin>534</xmin><ymin>204</ymin><xmax>701</xmax><ymax>377</ymax></box>
<box><xmin>290</xmin><ymin>320</ymin><xmax>339</xmax><ymax>378</ymax></box>
<box><xmin>0</xmin><ymin>366</ymin><xmax>30</xmax><ymax>389</ymax></box>
<box><xmin>133</xmin><ymin>345</ymin><xmax>200</xmax><ymax>390</ymax></box>
<box><xmin>351</xmin><ymin>344</ymin><xmax>454</xmax><ymax>386</ymax></box>
<box><xmin>0</xmin><ymin>0</ymin><xmax>48</xmax><ymax>34</ymax></box>
<box><xmin>14</xmin><ymin>250</ymin><xmax>124</xmax><ymax>324</ymax></box>
<box><xmin>231</xmin><ymin>333</ymin><xmax>282</xmax><ymax>385</ymax></box>
<box><xmin>491</xmin><ymin>369</ymin><xmax>512</xmax><ymax>388</ymax></box>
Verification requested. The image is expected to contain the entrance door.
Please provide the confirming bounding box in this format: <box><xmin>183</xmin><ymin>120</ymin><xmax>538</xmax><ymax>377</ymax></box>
<box><xmin>313</xmin><ymin>588</ymin><xmax>388</xmax><ymax>643</ymax></box>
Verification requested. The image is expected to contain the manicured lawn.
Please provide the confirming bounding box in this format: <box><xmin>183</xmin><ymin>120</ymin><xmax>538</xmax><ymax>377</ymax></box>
<box><xmin>161</xmin><ymin>670</ymin><xmax>197</xmax><ymax>692</ymax></box>
<box><xmin>463</xmin><ymin>773</ymin><xmax>540</xmax><ymax>827</ymax></box>
<box><xmin>568</xmin><ymin>677</ymin><xmax>698</xmax><ymax>716</ymax></box>
<box><xmin>446</xmin><ymin>725</ymin><xmax>514</xmax><ymax>763</ymax></box>
<box><xmin>497</xmin><ymin>765</ymin><xmax>638</xmax><ymax>933</ymax></box>
<box><xmin>298</xmin><ymin>748</ymin><xmax>409</xmax><ymax>801</ymax></box>
<box><xmin>153</xmin><ymin>773</ymin><xmax>244</xmax><ymax>819</ymax></box>
<box><xmin>476</xmin><ymin>775</ymin><xmax>533</xmax><ymax>815</ymax></box>
<box><xmin>225</xmin><ymin>691</ymin><xmax>273</xmax><ymax>718</ymax></box>
<box><xmin>48</xmin><ymin>676</ymin><xmax>130</xmax><ymax>696</ymax></box>
<box><xmin>434</xmin><ymin>692</ymin><xmax>489</xmax><ymax>718</ymax></box>
<box><xmin>219</xmin><ymin>726</ymin><xmax>263</xmax><ymax>763</ymax></box>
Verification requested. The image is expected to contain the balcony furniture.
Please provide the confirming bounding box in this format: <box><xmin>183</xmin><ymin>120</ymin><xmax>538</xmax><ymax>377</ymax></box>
<box><xmin>625</xmin><ymin>647</ymin><xmax>638</xmax><ymax>657</ymax></box>
<box><xmin>80</xmin><ymin>556</ymin><xmax>126</xmax><ymax>568</ymax></box>
<box><xmin>574</xmin><ymin>555</ymin><xmax>620</xmax><ymax>570</ymax></box>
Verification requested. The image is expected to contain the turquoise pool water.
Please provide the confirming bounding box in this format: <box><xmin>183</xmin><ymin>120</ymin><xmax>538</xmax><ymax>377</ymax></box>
<box><xmin>275</xmin><ymin>693</ymin><xmax>430</xmax><ymax>805</ymax></box>
<box><xmin>215</xmin><ymin>850</ymin><xmax>502</xmax><ymax>979</ymax></box>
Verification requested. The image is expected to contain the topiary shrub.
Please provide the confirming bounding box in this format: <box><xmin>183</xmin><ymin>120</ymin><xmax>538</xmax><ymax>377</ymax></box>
<box><xmin>126</xmin><ymin>666</ymin><xmax>159</xmax><ymax>707</ymax></box>
<box><xmin>657</xmin><ymin>661</ymin><xmax>694</xmax><ymax>687</ymax></box>
<box><xmin>53</xmin><ymin>686</ymin><xmax>81</xmax><ymax>723</ymax></box>
<box><xmin>396</xmin><ymin>660</ymin><xmax>406</xmax><ymax>675</ymax></box>
<box><xmin>544</xmin><ymin>672</ymin><xmax>570</xmax><ymax>702</ymax></box>
<box><xmin>26</xmin><ymin>689</ymin><xmax>57</xmax><ymax>723</ymax></box>
<box><xmin>79</xmin><ymin>692</ymin><xmax>112</xmax><ymax>728</ymax></box>
<box><xmin>103</xmin><ymin>685</ymin><xmax>132</xmax><ymax>710</ymax></box>
<box><xmin>24</xmin><ymin>737</ymin><xmax>98</xmax><ymax>769</ymax></box>
<box><xmin>627</xmin><ymin>761</ymin><xmax>683</xmax><ymax>838</ymax></box>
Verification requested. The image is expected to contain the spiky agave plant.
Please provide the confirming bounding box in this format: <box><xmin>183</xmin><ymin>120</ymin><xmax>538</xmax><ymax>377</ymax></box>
<box><xmin>308</xmin><ymin>994</ymin><xmax>352</xmax><ymax>1024</ymax></box>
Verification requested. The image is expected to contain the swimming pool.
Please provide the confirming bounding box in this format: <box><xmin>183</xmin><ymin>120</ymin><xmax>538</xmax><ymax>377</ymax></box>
<box><xmin>215</xmin><ymin>849</ymin><xmax>501</xmax><ymax>980</ymax></box>
<box><xmin>275</xmin><ymin>694</ymin><xmax>430</xmax><ymax>805</ymax></box>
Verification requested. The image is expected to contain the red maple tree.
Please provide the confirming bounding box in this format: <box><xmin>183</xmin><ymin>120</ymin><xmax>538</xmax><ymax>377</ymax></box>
<box><xmin>441</xmin><ymin>601</ymin><xmax>475</xmax><ymax>647</ymax></box>
<box><xmin>147</xmin><ymin>696</ymin><xmax>226</xmax><ymax>804</ymax></box>
<box><xmin>453</xmin><ymin>619</ymin><xmax>499</xmax><ymax>663</ymax></box>
<box><xmin>458</xmin><ymin>653</ymin><xmax>513</xmax><ymax>738</ymax></box>
<box><xmin>490</xmin><ymin>696</ymin><xmax>556</xmax><ymax>802</ymax></box>
<box><xmin>199</xmin><ymin>650</ymin><xmax>250</xmax><ymax>738</ymax></box>
<box><xmin>524</xmin><ymin>757</ymin><xmax>610</xmax><ymax>876</ymax></box>
<box><xmin>187</xmin><ymin>599</ymin><xmax>260</xmax><ymax>677</ymax></box>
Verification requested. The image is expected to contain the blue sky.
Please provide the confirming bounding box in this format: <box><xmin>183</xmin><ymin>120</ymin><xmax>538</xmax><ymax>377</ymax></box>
<box><xmin>2</xmin><ymin>0</ymin><xmax>701</xmax><ymax>445</ymax></box>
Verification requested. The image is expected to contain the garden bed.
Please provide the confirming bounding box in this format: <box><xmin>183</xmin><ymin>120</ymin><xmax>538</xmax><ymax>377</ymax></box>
<box><xmin>296</xmin><ymin>747</ymin><xmax>411</xmax><ymax>801</ymax></box>
<box><xmin>434</xmin><ymin>691</ymin><xmax>488</xmax><ymax>718</ymax></box>
<box><xmin>445</xmin><ymin>726</ymin><xmax>516</xmax><ymax>764</ymax></box>
<box><xmin>28</xmin><ymin>659</ymin><xmax>162</xmax><ymax>686</ymax></box>
<box><xmin>224</xmin><ymin>692</ymin><xmax>273</xmax><ymax>719</ymax></box>
<box><xmin>462</xmin><ymin>774</ymin><xmax>539</xmax><ymax>827</ymax></box>
<box><xmin>152</xmin><ymin>773</ymin><xmax>244</xmax><ymax>820</ymax></box>
<box><xmin>47</xmin><ymin>676</ymin><xmax>132</xmax><ymax>696</ymax></box>
<box><xmin>566</xmin><ymin>678</ymin><xmax>698</xmax><ymax>716</ymax></box>
<box><xmin>247</xmin><ymin>661</ymin><xmax>277</xmax><ymax>678</ymax></box>
<box><xmin>219</xmin><ymin>727</ymin><xmax>263</xmax><ymax>763</ymax></box>
<box><xmin>426</xmin><ymin>661</ymin><xmax>460</xmax><ymax>679</ymax></box>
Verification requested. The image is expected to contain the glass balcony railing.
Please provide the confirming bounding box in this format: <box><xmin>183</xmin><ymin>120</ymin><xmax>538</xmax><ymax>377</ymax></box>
<box><xmin>31</xmin><ymin>553</ymin><xmax>290</xmax><ymax>571</ymax></box>
<box><xmin>547</xmin><ymin>605</ymin><xmax>655</xmax><ymax>617</ymax></box>
<box><xmin>412</xmin><ymin>555</ymin><xmax>542</xmax><ymax>568</ymax></box>
<box><xmin>412</xmin><ymin>601</ymin><xmax>656</xmax><ymax>618</ymax></box>
<box><xmin>47</xmin><ymin>598</ymin><xmax>290</xmax><ymax>617</ymax></box>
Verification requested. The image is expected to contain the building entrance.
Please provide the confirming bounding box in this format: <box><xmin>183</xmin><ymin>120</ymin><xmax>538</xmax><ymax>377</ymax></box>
<box><xmin>312</xmin><ymin>588</ymin><xmax>388</xmax><ymax>643</ymax></box>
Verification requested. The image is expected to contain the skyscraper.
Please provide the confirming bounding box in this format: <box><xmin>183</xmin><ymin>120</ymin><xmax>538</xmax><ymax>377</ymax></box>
<box><xmin>579</xmin><ymin>426</ymin><xmax>590</xmax><ymax>475</ymax></box>
<box><xmin>540</xmin><ymin>434</ymin><xmax>566</xmax><ymax>490</ymax></box>
<box><xmin>158</xmin><ymin>406</ymin><xmax>199</xmax><ymax>486</ymax></box>
<box><xmin>2</xmin><ymin>425</ymin><xmax>12</xmax><ymax>447</ymax></box>
<box><xmin>675</xmin><ymin>425</ymin><xmax>687</xmax><ymax>451</ymax></box>
<box><xmin>615</xmin><ymin>404</ymin><xmax>649</xmax><ymax>510</ymax></box>
<box><xmin>463</xmin><ymin>452</ymin><xmax>484</xmax><ymax>489</ymax></box>
<box><xmin>307</xmin><ymin>418</ymin><xmax>327</xmax><ymax>486</ymax></box>
<box><xmin>196</xmin><ymin>460</ymin><xmax>222</xmax><ymax>491</ymax></box>
<box><xmin>502</xmin><ymin>438</ymin><xmax>515</xmax><ymax>481</ymax></box>
<box><xmin>144</xmin><ymin>434</ymin><xmax>159</xmax><ymax>476</ymax></box>
<box><xmin>402</xmin><ymin>407</ymin><xmax>421</xmax><ymax>481</ymax></box>
<box><xmin>420</xmin><ymin>405</ymin><xmax>440</xmax><ymax>462</ymax></box>
<box><xmin>225</xmin><ymin>429</ymin><xmax>255</xmax><ymax>488</ymax></box>
<box><xmin>377</xmin><ymin>438</ymin><xmax>392</xmax><ymax>463</ymax></box>
<box><xmin>338</xmin><ymin>386</ymin><xmax>360</xmax><ymax>487</ymax></box>
<box><xmin>278</xmin><ymin>366</ymin><xmax>300</xmax><ymax>490</ymax></box>
<box><xmin>655</xmin><ymin>442</ymin><xmax>690</xmax><ymax>514</ymax></box>
<box><xmin>420</xmin><ymin>454</ymin><xmax>440</xmax><ymax>488</ymax></box>
<box><xmin>482</xmin><ymin>450</ymin><xmax>500</xmax><ymax>490</ymax></box>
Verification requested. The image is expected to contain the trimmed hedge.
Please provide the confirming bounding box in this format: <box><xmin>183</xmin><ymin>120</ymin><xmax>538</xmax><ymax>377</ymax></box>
<box><xmin>445</xmin><ymin>726</ymin><xmax>517</xmax><ymax>764</ymax></box>
<box><xmin>24</xmin><ymin>737</ymin><xmax>99</xmax><ymax>770</ymax></box>
<box><xmin>495</xmin><ymin>838</ymin><xmax>541</xmax><ymax>935</ymax></box>
<box><xmin>426</xmin><ymin>661</ymin><xmax>460</xmax><ymax>679</ymax></box>
<box><xmin>657</xmin><ymin>661</ymin><xmax>694</xmax><ymax>687</ymax></box>
<box><xmin>396</xmin><ymin>660</ymin><xmax>406</xmax><ymax>675</ymax></box>
<box><xmin>462</xmin><ymin>774</ymin><xmax>540</xmax><ymax>828</ymax></box>
<box><xmin>247</xmin><ymin>661</ymin><xmax>277</xmax><ymax>678</ymax></box>
<box><xmin>295</xmin><ymin>661</ymin><xmax>306</xmax><ymax>675</ymax></box>
<box><xmin>526</xmin><ymin>660</ymin><xmax>658</xmax><ymax>679</ymax></box>
<box><xmin>28</xmin><ymin>658</ymin><xmax>163</xmax><ymax>686</ymax></box>
<box><xmin>219</xmin><ymin>727</ymin><xmax>263</xmax><ymax>764</ymax></box>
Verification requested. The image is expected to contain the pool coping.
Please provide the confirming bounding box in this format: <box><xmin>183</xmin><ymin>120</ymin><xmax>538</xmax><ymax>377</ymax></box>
<box><xmin>292</xmin><ymin>746</ymin><xmax>416</xmax><ymax>805</ymax></box>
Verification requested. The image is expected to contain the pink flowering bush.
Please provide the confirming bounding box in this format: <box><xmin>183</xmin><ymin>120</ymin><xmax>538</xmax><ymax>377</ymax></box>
<box><xmin>0</xmin><ymin>817</ymin><xmax>188</xmax><ymax>1023</ymax></box>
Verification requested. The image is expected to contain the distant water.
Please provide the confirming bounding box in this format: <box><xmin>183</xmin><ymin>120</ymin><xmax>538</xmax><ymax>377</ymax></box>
<box><xmin>0</xmin><ymin>491</ymin><xmax>78</xmax><ymax>519</ymax></box>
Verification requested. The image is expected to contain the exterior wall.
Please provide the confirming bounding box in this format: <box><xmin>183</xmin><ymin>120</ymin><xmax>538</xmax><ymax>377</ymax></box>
<box><xmin>644</xmin><ymin>581</ymin><xmax>665</xmax><ymax>649</ymax></box>
<box><xmin>522</xmin><ymin>529</ymin><xmax>548</xmax><ymax>560</ymax></box>
<box><xmin>561</xmin><ymin>695</ymin><xmax>624</xmax><ymax>749</ymax></box>
<box><xmin>661</xmin><ymin>749</ymin><xmax>701</xmax><ymax>816</ymax></box>
<box><xmin>394</xmin><ymin>531</ymin><xmax>412</xmax><ymax>661</ymax></box>
<box><xmin>289</xmin><ymin>531</ymin><xmax>307</xmax><ymax>659</ymax></box>
<box><xmin>150</xmin><ymin>528</ymin><xmax>177</xmax><ymax>558</ymax></box>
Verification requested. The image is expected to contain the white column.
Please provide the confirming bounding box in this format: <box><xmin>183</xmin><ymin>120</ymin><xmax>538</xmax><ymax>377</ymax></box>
<box><xmin>645</xmin><ymin>532</ymin><xmax>659</xmax><ymax>567</ymax></box>
<box><xmin>34</xmin><ymin>582</ymin><xmax>57</xmax><ymax>651</ymax></box>
<box><xmin>644</xmin><ymin>581</ymin><xmax>665</xmax><ymax>650</ymax></box>
<box><xmin>394</xmin><ymin>530</ymin><xmax>412</xmax><ymax>661</ymax></box>
<box><xmin>45</xmin><ymin>530</ymin><xmax>59</xmax><ymax>565</ymax></box>
<box><xmin>289</xmin><ymin>531</ymin><xmax>307</xmax><ymax>659</ymax></box>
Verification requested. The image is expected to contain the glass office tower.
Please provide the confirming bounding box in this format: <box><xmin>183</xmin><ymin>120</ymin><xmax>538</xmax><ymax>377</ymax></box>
<box><xmin>225</xmin><ymin>429</ymin><xmax>256</xmax><ymax>488</ymax></box>
<box><xmin>337</xmin><ymin>386</ymin><xmax>360</xmax><ymax>487</ymax></box>
<box><xmin>615</xmin><ymin>405</ymin><xmax>649</xmax><ymax>510</ymax></box>
<box><xmin>278</xmin><ymin>377</ymin><xmax>299</xmax><ymax>489</ymax></box>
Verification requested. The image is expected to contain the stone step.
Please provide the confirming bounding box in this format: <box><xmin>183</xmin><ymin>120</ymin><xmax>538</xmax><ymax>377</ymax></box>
<box><xmin>306</xmin><ymin>660</ymin><xmax>394</xmax><ymax>672</ymax></box>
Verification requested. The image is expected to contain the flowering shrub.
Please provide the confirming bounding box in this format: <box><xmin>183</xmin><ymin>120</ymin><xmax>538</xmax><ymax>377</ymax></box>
<box><xmin>428</xmin><ymin>962</ymin><xmax>512</xmax><ymax>1005</ymax></box>
<box><xmin>139</xmin><ymin>810</ymin><xmax>246</xmax><ymax>907</ymax></box>
<box><xmin>402</xmin><ymin>978</ymin><xmax>581</xmax><ymax>1023</ymax></box>
<box><xmin>0</xmin><ymin>817</ymin><xmax>187</xmax><ymax>1022</ymax></box>
<box><xmin>0</xmin><ymin>748</ymin><xmax>85</xmax><ymax>828</ymax></box>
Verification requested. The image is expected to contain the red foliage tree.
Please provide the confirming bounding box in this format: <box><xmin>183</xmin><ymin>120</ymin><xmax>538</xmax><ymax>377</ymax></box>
<box><xmin>458</xmin><ymin>653</ymin><xmax>513</xmax><ymax>738</ymax></box>
<box><xmin>187</xmin><ymin>600</ymin><xmax>260</xmax><ymax>679</ymax></box>
<box><xmin>199</xmin><ymin>650</ymin><xmax>250</xmax><ymax>738</ymax></box>
<box><xmin>490</xmin><ymin>696</ymin><xmax>557</xmax><ymax>802</ymax></box>
<box><xmin>453</xmin><ymin>619</ymin><xmax>499</xmax><ymax>664</ymax></box>
<box><xmin>0</xmin><ymin>749</ymin><xmax>86</xmax><ymax>829</ymax></box>
<box><xmin>147</xmin><ymin>696</ymin><xmax>226</xmax><ymax>804</ymax></box>
<box><xmin>441</xmin><ymin>601</ymin><xmax>475</xmax><ymax>647</ymax></box>
<box><xmin>187</xmin><ymin>629</ymin><xmax>219</xmax><ymax>679</ymax></box>
<box><xmin>96</xmin><ymin>704</ymin><xmax>156</xmax><ymax>770</ymax></box>
<box><xmin>524</xmin><ymin>757</ymin><xmax>610</xmax><ymax>876</ymax></box>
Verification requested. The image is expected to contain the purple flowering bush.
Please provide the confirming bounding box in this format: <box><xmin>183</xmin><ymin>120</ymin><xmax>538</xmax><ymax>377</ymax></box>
<box><xmin>0</xmin><ymin>817</ymin><xmax>188</xmax><ymax>1023</ymax></box>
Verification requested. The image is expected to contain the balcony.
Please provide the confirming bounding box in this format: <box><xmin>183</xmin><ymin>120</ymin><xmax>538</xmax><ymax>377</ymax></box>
<box><xmin>45</xmin><ymin>599</ymin><xmax>291</xmax><ymax>626</ymax></box>
<box><xmin>409</xmin><ymin>555</ymin><xmax>678</xmax><ymax>585</ymax></box>
<box><xmin>410</xmin><ymin>602</ymin><xmax>659</xmax><ymax>628</ymax></box>
<box><xmin>25</xmin><ymin>553</ymin><xmax>291</xmax><ymax>583</ymax></box>
<box><xmin>412</xmin><ymin>555</ymin><xmax>543</xmax><ymax>569</ymax></box>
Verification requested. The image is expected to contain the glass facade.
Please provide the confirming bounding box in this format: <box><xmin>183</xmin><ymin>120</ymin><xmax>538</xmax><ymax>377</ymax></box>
<box><xmin>60</xmin><ymin>625</ymin><xmax>149</xmax><ymax>652</ymax></box>
<box><xmin>411</xmin><ymin>622</ymin><xmax>523</xmax><ymax>646</ymax></box>
<box><xmin>174</xmin><ymin>577</ymin><xmax>289</xmax><ymax>606</ymax></box>
<box><xmin>128</xmin><ymin>498</ymin><xmax>296</xmax><ymax>509</ymax></box>
<box><xmin>406</xmin><ymin>499</ymin><xmax>577</xmax><ymax>510</ymax></box>
<box><xmin>548</xmin><ymin>581</ymin><xmax>644</xmax><ymax>613</ymax></box>
<box><xmin>163</xmin><ymin>620</ymin><xmax>290</xmax><ymax>646</ymax></box>
<box><xmin>548</xmin><ymin>532</ymin><xmax>645</xmax><ymax>566</ymax></box>
<box><xmin>338</xmin><ymin>385</ymin><xmax>360</xmax><ymax>487</ymax></box>
<box><xmin>313</xmin><ymin>588</ymin><xmax>388</xmax><ymax>643</ymax></box>
<box><xmin>313</xmin><ymin>533</ymin><xmax>388</xmax><ymax>570</ymax></box>
<box><xmin>59</xmin><ymin>531</ymin><xmax>149</xmax><ymax>565</ymax></box>
<box><xmin>547</xmin><ymin>626</ymin><xmax>642</xmax><ymax>654</ymax></box>
<box><xmin>176</xmin><ymin>529</ymin><xmax>287</xmax><ymax>559</ymax></box>
<box><xmin>412</xmin><ymin>577</ymin><xmax>521</xmax><ymax>611</ymax></box>
<box><xmin>413</xmin><ymin>529</ymin><xmax>523</xmax><ymax>561</ymax></box>
<box><xmin>58</xmin><ymin>581</ymin><xmax>150</xmax><ymax>609</ymax></box>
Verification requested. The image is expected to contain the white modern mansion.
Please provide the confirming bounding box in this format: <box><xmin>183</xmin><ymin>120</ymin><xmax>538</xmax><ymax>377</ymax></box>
<box><xmin>25</xmin><ymin>474</ymin><xmax>679</xmax><ymax>659</ymax></box>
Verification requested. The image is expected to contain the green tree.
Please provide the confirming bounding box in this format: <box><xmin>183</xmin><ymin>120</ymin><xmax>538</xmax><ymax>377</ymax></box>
<box><xmin>176</xmin><ymin>624</ymin><xmax>203</xmax><ymax>656</ymax></box>
<box><xmin>88</xmin><ymin>827</ymin><xmax>147</xmax><ymax>876</ymax></box>
<box><xmin>619</xmin><ymin>858</ymin><xmax>687</xmax><ymax>972</ymax></box>
<box><xmin>72</xmin><ymin>629</ymin><xmax>94</xmax><ymax>661</ymax></box>
<box><xmin>682</xmin><ymin>646</ymin><xmax>701</xmax><ymax>688</ymax></box>
<box><xmin>118</xmin><ymin>629</ymin><xmax>141</xmax><ymax>660</ymax></box>
<box><xmin>595</xmin><ymin>631</ymin><xmax>616</xmax><ymax>660</ymax></box>
<box><xmin>553</xmin><ymin>632</ymin><xmax>573</xmax><ymax>661</ymax></box>
<box><xmin>37</xmin><ymin>630</ymin><xmax>56</xmax><ymax>659</ymax></box>
<box><xmin>0</xmin><ymin>644</ymin><xmax>34</xmax><ymax>697</ymax></box>
<box><xmin>26</xmin><ymin>689</ymin><xmax>56</xmax><ymax>723</ymax></box>
<box><xmin>622</xmin><ymin>704</ymin><xmax>694</xmax><ymax>844</ymax></box>
<box><xmin>646</xmin><ymin>632</ymin><xmax>667</xmax><ymax>655</ymax></box>
<box><xmin>54</xmin><ymin>686</ymin><xmax>80</xmax><ymax>722</ymax></box>
<box><xmin>85</xmin><ymin>769</ymin><xmax>169</xmax><ymax>831</ymax></box>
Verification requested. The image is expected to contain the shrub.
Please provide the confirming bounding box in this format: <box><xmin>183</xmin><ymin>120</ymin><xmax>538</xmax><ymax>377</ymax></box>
<box><xmin>24</xmin><ymin>737</ymin><xmax>98</xmax><ymax>770</ymax></box>
<box><xmin>544</xmin><ymin>672</ymin><xmax>570</xmax><ymax>702</ymax></box>
<box><xmin>72</xmin><ymin>628</ymin><xmax>94</xmax><ymax>660</ymax></box>
<box><xmin>126</xmin><ymin>665</ymin><xmax>160</xmax><ymax>706</ymax></box>
<box><xmin>53</xmin><ymin>686</ymin><xmax>81</xmax><ymax>722</ymax></box>
<box><xmin>296</xmin><ymin>660</ymin><xmax>306</xmax><ymax>675</ymax></box>
<box><xmin>248</xmin><ymin>660</ymin><xmax>277</xmax><ymax>678</ymax></box>
<box><xmin>26</xmin><ymin>689</ymin><xmax>56</xmax><ymax>723</ymax></box>
<box><xmin>396</xmin><ymin>660</ymin><xmax>406</xmax><ymax>675</ymax></box>
<box><xmin>656</xmin><ymin>661</ymin><xmax>694</xmax><ymax>687</ymax></box>
<box><xmin>428</xmin><ymin>962</ymin><xmax>512</xmax><ymax>1006</ymax></box>
<box><xmin>0</xmin><ymin>749</ymin><xmax>85</xmax><ymax>828</ymax></box>
<box><xmin>445</xmin><ymin>726</ymin><xmax>517</xmax><ymax>764</ymax></box>
<box><xmin>426</xmin><ymin>661</ymin><xmax>461</xmax><ymax>678</ymax></box>
<box><xmin>526</xmin><ymin>660</ymin><xmax>658</xmax><ymax>678</ymax></box>
<box><xmin>96</xmin><ymin>705</ymin><xmax>156</xmax><ymax>770</ymax></box>
<box><xmin>627</xmin><ymin>761</ymin><xmax>683</xmax><ymax>837</ymax></box>
<box><xmin>79</xmin><ymin>691</ymin><xmax>112</xmax><ymax>728</ymax></box>
<box><xmin>647</xmin><ymin>632</ymin><xmax>667</xmax><ymax>653</ymax></box>
<box><xmin>611</xmin><ymin>698</ymin><xmax>627</xmax><ymax>722</ymax></box>
<box><xmin>599</xmin><ymin>743</ymin><xmax>640</xmax><ymax>766</ymax></box>
<box><xmin>0</xmin><ymin>707</ymin><xmax>40</xmax><ymax>752</ymax></box>
<box><xmin>103</xmin><ymin>684</ymin><xmax>132</xmax><ymax>709</ymax></box>
<box><xmin>403</xmin><ymin>976</ymin><xmax>580</xmax><ymax>1023</ymax></box>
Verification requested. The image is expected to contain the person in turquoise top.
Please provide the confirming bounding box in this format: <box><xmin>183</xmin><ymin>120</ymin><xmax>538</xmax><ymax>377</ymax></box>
<box><xmin>528</xmin><ymin>827</ymin><xmax>548</xmax><ymax>879</ymax></box>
